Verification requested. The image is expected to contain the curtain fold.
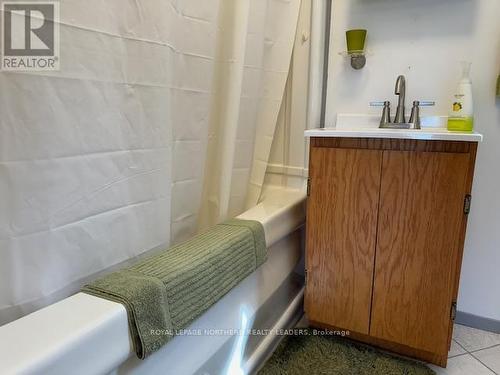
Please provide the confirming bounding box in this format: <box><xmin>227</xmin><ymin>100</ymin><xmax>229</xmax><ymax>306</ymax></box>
<box><xmin>197</xmin><ymin>0</ymin><xmax>252</xmax><ymax>230</ymax></box>
<box><xmin>197</xmin><ymin>0</ymin><xmax>302</xmax><ymax>230</ymax></box>
<box><xmin>0</xmin><ymin>0</ymin><xmax>301</xmax><ymax>325</ymax></box>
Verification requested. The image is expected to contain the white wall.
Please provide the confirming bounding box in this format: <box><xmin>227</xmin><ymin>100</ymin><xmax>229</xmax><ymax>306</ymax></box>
<box><xmin>326</xmin><ymin>0</ymin><xmax>500</xmax><ymax>320</ymax></box>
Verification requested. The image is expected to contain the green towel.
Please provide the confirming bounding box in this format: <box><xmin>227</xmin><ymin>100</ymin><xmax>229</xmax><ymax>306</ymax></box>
<box><xmin>82</xmin><ymin>218</ymin><xmax>266</xmax><ymax>359</ymax></box>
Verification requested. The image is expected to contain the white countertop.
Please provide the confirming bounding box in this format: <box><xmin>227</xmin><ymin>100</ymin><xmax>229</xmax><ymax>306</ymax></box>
<box><xmin>305</xmin><ymin>114</ymin><xmax>483</xmax><ymax>142</ymax></box>
<box><xmin>305</xmin><ymin>127</ymin><xmax>483</xmax><ymax>142</ymax></box>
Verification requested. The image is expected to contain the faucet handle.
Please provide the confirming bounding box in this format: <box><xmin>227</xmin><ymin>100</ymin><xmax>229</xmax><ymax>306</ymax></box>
<box><xmin>409</xmin><ymin>100</ymin><xmax>435</xmax><ymax>129</ymax></box>
<box><xmin>370</xmin><ymin>100</ymin><xmax>391</xmax><ymax>107</ymax></box>
<box><xmin>370</xmin><ymin>101</ymin><xmax>391</xmax><ymax>126</ymax></box>
<box><xmin>418</xmin><ymin>100</ymin><xmax>435</xmax><ymax>107</ymax></box>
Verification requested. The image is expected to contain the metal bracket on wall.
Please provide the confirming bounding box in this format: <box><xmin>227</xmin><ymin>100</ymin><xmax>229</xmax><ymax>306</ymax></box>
<box><xmin>350</xmin><ymin>53</ymin><xmax>366</xmax><ymax>70</ymax></box>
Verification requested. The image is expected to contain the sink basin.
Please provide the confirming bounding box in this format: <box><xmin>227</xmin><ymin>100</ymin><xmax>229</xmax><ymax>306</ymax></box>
<box><xmin>335</xmin><ymin>114</ymin><xmax>448</xmax><ymax>129</ymax></box>
<box><xmin>303</xmin><ymin>114</ymin><xmax>483</xmax><ymax>142</ymax></box>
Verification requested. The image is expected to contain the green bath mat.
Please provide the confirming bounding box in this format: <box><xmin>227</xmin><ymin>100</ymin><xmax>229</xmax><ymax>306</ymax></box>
<box><xmin>258</xmin><ymin>329</ymin><xmax>435</xmax><ymax>375</ymax></box>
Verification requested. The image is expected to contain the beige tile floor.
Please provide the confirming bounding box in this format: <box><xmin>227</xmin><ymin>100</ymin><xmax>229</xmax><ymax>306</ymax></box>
<box><xmin>428</xmin><ymin>323</ymin><xmax>500</xmax><ymax>375</ymax></box>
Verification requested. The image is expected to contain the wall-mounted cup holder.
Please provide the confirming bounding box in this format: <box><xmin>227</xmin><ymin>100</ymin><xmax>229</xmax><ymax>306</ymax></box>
<box><xmin>345</xmin><ymin>29</ymin><xmax>367</xmax><ymax>70</ymax></box>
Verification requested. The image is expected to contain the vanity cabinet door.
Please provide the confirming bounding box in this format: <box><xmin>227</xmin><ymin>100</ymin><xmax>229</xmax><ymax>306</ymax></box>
<box><xmin>370</xmin><ymin>150</ymin><xmax>470</xmax><ymax>355</ymax></box>
<box><xmin>305</xmin><ymin>146</ymin><xmax>382</xmax><ymax>334</ymax></box>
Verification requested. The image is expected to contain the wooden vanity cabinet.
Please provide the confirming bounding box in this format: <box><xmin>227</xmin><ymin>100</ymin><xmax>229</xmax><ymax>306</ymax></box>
<box><xmin>305</xmin><ymin>137</ymin><xmax>478</xmax><ymax>367</ymax></box>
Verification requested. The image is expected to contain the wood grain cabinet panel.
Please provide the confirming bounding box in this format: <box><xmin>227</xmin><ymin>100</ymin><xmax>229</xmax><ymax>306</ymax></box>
<box><xmin>305</xmin><ymin>147</ymin><xmax>382</xmax><ymax>334</ymax></box>
<box><xmin>370</xmin><ymin>151</ymin><xmax>470</xmax><ymax>355</ymax></box>
<box><xmin>305</xmin><ymin>138</ymin><xmax>478</xmax><ymax>367</ymax></box>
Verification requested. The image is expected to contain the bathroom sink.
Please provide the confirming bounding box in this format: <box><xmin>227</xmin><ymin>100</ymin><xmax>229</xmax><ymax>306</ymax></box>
<box><xmin>335</xmin><ymin>113</ymin><xmax>448</xmax><ymax>129</ymax></box>
<box><xmin>303</xmin><ymin>114</ymin><xmax>483</xmax><ymax>142</ymax></box>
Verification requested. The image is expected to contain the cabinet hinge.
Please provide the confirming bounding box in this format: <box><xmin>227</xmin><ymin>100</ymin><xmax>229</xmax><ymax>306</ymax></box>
<box><xmin>305</xmin><ymin>269</ymin><xmax>308</xmax><ymax>285</ymax></box>
<box><xmin>306</xmin><ymin>178</ymin><xmax>311</xmax><ymax>197</ymax></box>
<box><xmin>464</xmin><ymin>194</ymin><xmax>472</xmax><ymax>215</ymax></box>
<box><xmin>450</xmin><ymin>301</ymin><xmax>457</xmax><ymax>321</ymax></box>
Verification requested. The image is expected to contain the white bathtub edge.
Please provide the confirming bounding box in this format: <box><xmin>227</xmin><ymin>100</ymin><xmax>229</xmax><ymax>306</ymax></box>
<box><xmin>237</xmin><ymin>187</ymin><xmax>306</xmax><ymax>248</ymax></box>
<box><xmin>0</xmin><ymin>293</ymin><xmax>131</xmax><ymax>375</ymax></box>
<box><xmin>0</xmin><ymin>188</ymin><xmax>306</xmax><ymax>375</ymax></box>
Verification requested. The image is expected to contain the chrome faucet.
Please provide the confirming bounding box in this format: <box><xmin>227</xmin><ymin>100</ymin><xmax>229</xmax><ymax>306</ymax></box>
<box><xmin>370</xmin><ymin>75</ymin><xmax>435</xmax><ymax>129</ymax></box>
<box><xmin>394</xmin><ymin>75</ymin><xmax>406</xmax><ymax>124</ymax></box>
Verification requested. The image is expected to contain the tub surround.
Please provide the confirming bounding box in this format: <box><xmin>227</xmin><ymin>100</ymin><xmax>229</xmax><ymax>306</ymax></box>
<box><xmin>304</xmin><ymin>129</ymin><xmax>481</xmax><ymax>367</ymax></box>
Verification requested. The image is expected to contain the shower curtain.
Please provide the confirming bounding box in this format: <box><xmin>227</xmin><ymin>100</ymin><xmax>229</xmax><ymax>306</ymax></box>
<box><xmin>197</xmin><ymin>0</ymin><xmax>301</xmax><ymax>231</ymax></box>
<box><xmin>0</xmin><ymin>0</ymin><xmax>301</xmax><ymax>325</ymax></box>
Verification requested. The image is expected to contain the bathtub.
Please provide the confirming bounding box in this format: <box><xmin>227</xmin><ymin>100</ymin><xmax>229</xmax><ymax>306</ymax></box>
<box><xmin>0</xmin><ymin>187</ymin><xmax>306</xmax><ymax>375</ymax></box>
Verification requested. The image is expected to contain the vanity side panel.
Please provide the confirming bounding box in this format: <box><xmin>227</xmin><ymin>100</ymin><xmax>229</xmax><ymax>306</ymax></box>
<box><xmin>446</xmin><ymin>142</ymin><xmax>478</xmax><ymax>350</ymax></box>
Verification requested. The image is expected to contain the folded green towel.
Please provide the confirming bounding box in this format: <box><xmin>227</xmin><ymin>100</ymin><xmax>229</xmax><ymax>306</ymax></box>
<box><xmin>82</xmin><ymin>219</ymin><xmax>266</xmax><ymax>359</ymax></box>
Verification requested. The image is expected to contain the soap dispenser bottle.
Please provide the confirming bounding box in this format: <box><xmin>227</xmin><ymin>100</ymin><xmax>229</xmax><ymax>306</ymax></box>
<box><xmin>447</xmin><ymin>61</ymin><xmax>474</xmax><ymax>132</ymax></box>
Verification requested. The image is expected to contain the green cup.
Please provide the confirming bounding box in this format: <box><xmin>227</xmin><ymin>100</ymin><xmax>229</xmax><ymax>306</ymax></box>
<box><xmin>346</xmin><ymin>29</ymin><xmax>367</xmax><ymax>54</ymax></box>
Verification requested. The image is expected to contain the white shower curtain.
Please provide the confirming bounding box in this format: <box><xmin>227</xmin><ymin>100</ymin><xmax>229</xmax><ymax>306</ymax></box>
<box><xmin>0</xmin><ymin>0</ymin><xmax>300</xmax><ymax>325</ymax></box>
<box><xmin>197</xmin><ymin>0</ymin><xmax>301</xmax><ymax>231</ymax></box>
